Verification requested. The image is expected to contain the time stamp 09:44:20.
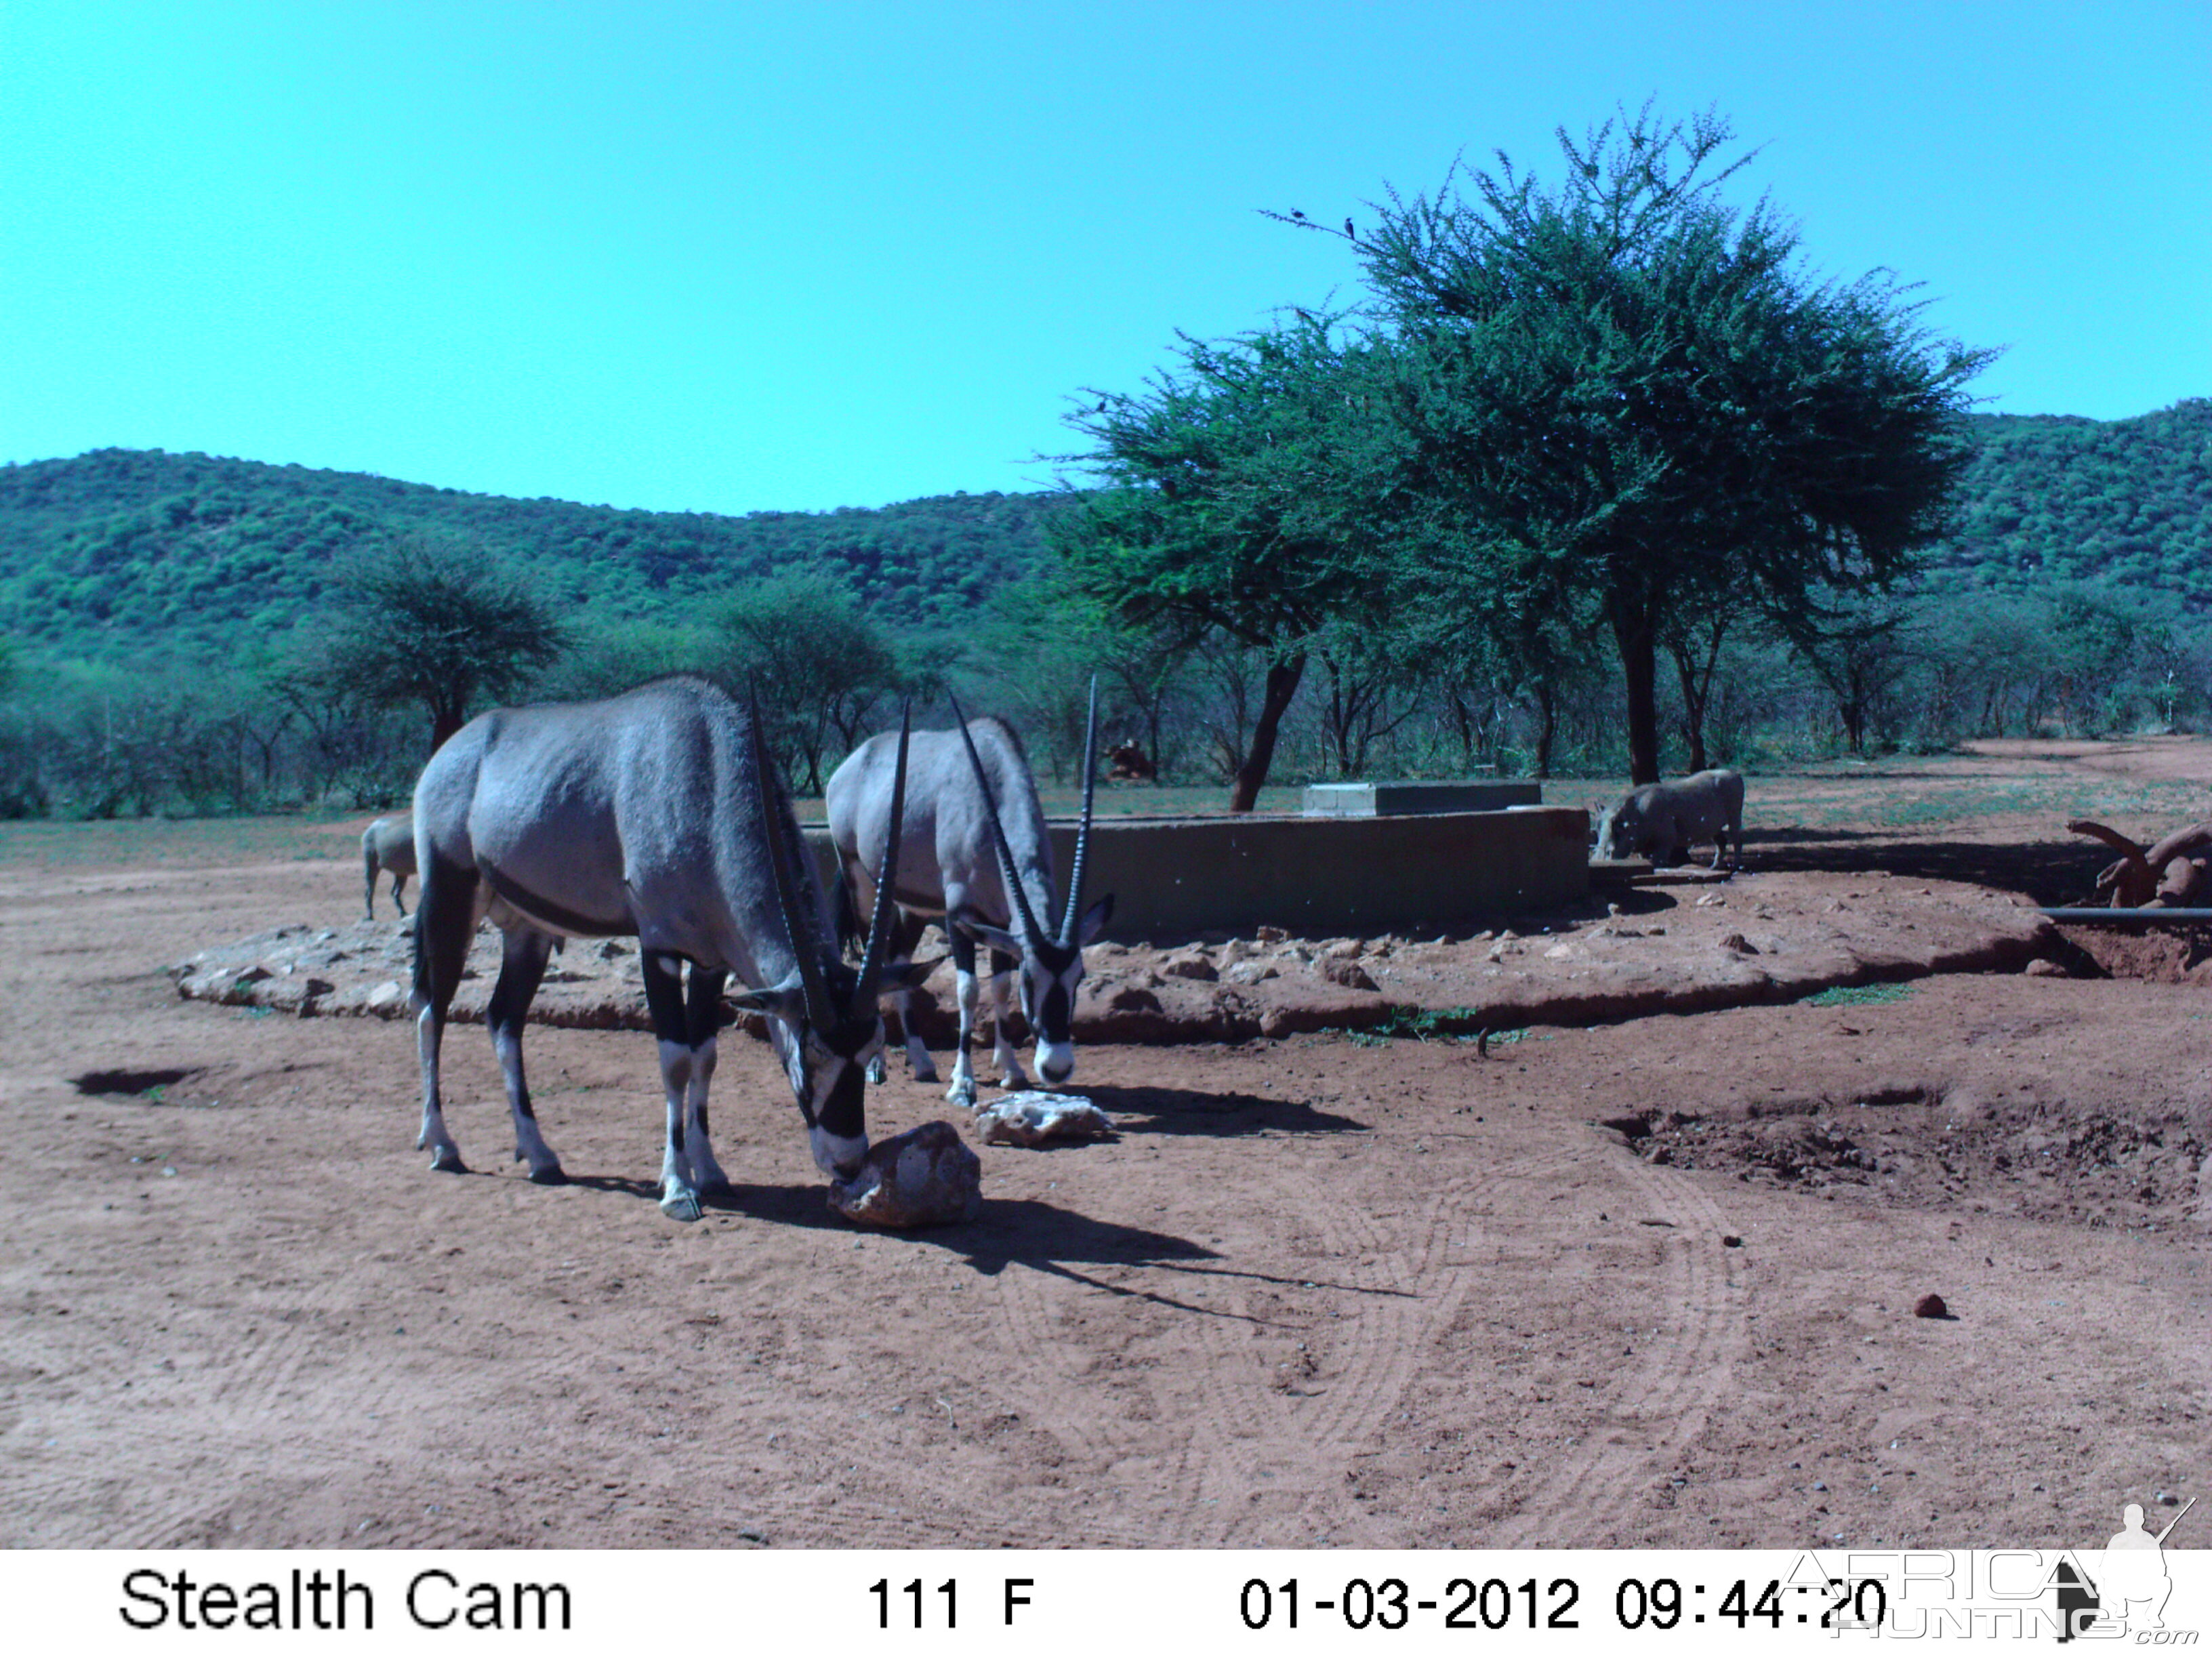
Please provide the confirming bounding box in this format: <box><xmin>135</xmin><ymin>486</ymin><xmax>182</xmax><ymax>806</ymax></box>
<box><xmin>1233</xmin><ymin>1575</ymin><xmax>1889</xmax><ymax>1633</ymax></box>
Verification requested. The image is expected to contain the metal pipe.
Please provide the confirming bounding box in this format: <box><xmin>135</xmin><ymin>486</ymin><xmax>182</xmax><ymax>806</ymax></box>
<box><xmin>2039</xmin><ymin>907</ymin><xmax>2212</xmax><ymax>924</ymax></box>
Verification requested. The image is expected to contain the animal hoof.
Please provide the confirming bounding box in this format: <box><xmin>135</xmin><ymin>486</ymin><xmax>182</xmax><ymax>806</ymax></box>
<box><xmin>428</xmin><ymin>1146</ymin><xmax>466</xmax><ymax>1174</ymax></box>
<box><xmin>529</xmin><ymin>1164</ymin><xmax>567</xmax><ymax>1186</ymax></box>
<box><xmin>660</xmin><ymin>1192</ymin><xmax>703</xmax><ymax>1223</ymax></box>
<box><xmin>865</xmin><ymin>1057</ymin><xmax>887</xmax><ymax>1085</ymax></box>
<box><xmin>945</xmin><ymin>1082</ymin><xmax>977</xmax><ymax>1109</ymax></box>
<box><xmin>912</xmin><ymin>1067</ymin><xmax>939</xmax><ymax>1084</ymax></box>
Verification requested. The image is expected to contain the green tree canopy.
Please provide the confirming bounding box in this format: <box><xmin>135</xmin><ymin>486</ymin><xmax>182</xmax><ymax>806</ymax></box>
<box><xmin>705</xmin><ymin>564</ymin><xmax>902</xmax><ymax>793</ymax></box>
<box><xmin>1053</xmin><ymin>315</ymin><xmax>1409</xmax><ymax>809</ymax></box>
<box><xmin>316</xmin><ymin>538</ymin><xmax>567</xmax><ymax>753</ymax></box>
<box><xmin>1347</xmin><ymin>102</ymin><xmax>1992</xmax><ymax>782</ymax></box>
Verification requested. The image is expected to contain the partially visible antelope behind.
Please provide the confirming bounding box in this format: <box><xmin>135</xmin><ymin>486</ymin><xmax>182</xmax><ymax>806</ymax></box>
<box><xmin>362</xmin><ymin>813</ymin><xmax>416</xmax><ymax>918</ymax></box>
<box><xmin>825</xmin><ymin>682</ymin><xmax>1113</xmax><ymax>1108</ymax></box>
<box><xmin>408</xmin><ymin>676</ymin><xmax>928</xmax><ymax>1221</ymax></box>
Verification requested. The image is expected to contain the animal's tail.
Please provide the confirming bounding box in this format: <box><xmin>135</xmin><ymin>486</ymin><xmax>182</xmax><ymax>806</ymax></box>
<box><xmin>831</xmin><ymin>859</ymin><xmax>867</xmax><ymax>961</ymax></box>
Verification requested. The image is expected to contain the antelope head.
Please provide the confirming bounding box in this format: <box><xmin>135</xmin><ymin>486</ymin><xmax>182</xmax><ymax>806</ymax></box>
<box><xmin>736</xmin><ymin>699</ymin><xmax>926</xmax><ymax>1179</ymax></box>
<box><xmin>949</xmin><ymin>679</ymin><xmax>1115</xmax><ymax>1089</ymax></box>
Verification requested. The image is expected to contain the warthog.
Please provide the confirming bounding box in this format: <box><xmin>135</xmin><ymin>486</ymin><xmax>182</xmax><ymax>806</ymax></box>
<box><xmin>1594</xmin><ymin>768</ymin><xmax>1744</xmax><ymax>869</ymax></box>
<box><xmin>363</xmin><ymin>814</ymin><xmax>416</xmax><ymax>918</ymax></box>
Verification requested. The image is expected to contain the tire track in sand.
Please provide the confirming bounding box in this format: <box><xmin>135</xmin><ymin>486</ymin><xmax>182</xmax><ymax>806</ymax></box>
<box><xmin>972</xmin><ymin>1130</ymin><xmax>1582</xmax><ymax>1547</ymax></box>
<box><xmin>1490</xmin><ymin>1146</ymin><xmax>1750</xmax><ymax>1545</ymax></box>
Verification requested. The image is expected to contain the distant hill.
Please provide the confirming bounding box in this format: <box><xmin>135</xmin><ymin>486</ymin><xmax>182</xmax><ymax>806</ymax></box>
<box><xmin>2</xmin><ymin>399</ymin><xmax>2207</xmax><ymax>663</ymax></box>
<box><xmin>0</xmin><ymin>448</ymin><xmax>1064</xmax><ymax>660</ymax></box>
<box><xmin>1919</xmin><ymin>398</ymin><xmax>2212</xmax><ymax>604</ymax></box>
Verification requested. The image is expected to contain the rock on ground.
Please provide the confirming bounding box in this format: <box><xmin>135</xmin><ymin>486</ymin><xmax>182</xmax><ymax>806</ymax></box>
<box><xmin>827</xmin><ymin>1122</ymin><xmax>982</xmax><ymax>1229</ymax></box>
<box><xmin>169</xmin><ymin>870</ymin><xmax>2059</xmax><ymax>1047</ymax></box>
<box><xmin>974</xmin><ymin>1092</ymin><xmax>1115</xmax><ymax>1147</ymax></box>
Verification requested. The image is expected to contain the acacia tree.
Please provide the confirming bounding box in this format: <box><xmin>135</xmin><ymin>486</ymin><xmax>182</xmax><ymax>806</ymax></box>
<box><xmin>1054</xmin><ymin>314</ymin><xmax>1406</xmax><ymax>811</ymax></box>
<box><xmin>1335</xmin><ymin>103</ymin><xmax>1990</xmax><ymax>783</ymax></box>
<box><xmin>707</xmin><ymin>564</ymin><xmax>901</xmax><ymax>793</ymax></box>
<box><xmin>319</xmin><ymin>539</ymin><xmax>566</xmax><ymax>752</ymax></box>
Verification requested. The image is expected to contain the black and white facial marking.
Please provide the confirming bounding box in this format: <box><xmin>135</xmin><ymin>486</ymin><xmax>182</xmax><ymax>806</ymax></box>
<box><xmin>972</xmin><ymin>893</ymin><xmax>1113</xmax><ymax>1090</ymax></box>
<box><xmin>791</xmin><ymin>1015</ymin><xmax>878</xmax><ymax>1181</ymax></box>
<box><xmin>731</xmin><ymin>971</ymin><xmax>878</xmax><ymax>1182</ymax></box>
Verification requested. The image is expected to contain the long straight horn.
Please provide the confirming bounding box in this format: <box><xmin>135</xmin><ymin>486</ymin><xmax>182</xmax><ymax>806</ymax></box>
<box><xmin>945</xmin><ymin>693</ymin><xmax>1047</xmax><ymax>946</ymax></box>
<box><xmin>1060</xmin><ymin>675</ymin><xmax>1100</xmax><ymax>947</ymax></box>
<box><xmin>854</xmin><ymin>701</ymin><xmax>911</xmax><ymax>1005</ymax></box>
<box><xmin>747</xmin><ymin>692</ymin><xmax>836</xmax><ymax>1030</ymax></box>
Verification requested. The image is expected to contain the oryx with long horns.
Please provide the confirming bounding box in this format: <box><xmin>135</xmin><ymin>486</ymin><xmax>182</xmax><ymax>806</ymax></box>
<box><xmin>825</xmin><ymin>682</ymin><xmax>1114</xmax><ymax>1108</ymax></box>
<box><xmin>407</xmin><ymin>675</ymin><xmax>927</xmax><ymax>1221</ymax></box>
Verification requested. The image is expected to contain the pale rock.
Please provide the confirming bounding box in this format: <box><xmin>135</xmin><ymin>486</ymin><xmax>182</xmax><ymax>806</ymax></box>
<box><xmin>1223</xmin><ymin>960</ymin><xmax>1279</xmax><ymax>986</ymax></box>
<box><xmin>975</xmin><ymin>1091</ymin><xmax>1115</xmax><ymax>1147</ymax></box>
<box><xmin>1162</xmin><ymin>952</ymin><xmax>1218</xmax><ymax>981</ymax></box>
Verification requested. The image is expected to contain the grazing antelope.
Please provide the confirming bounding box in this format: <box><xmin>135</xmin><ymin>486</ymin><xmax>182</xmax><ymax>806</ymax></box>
<box><xmin>825</xmin><ymin>684</ymin><xmax>1113</xmax><ymax>1108</ymax></box>
<box><xmin>362</xmin><ymin>813</ymin><xmax>416</xmax><ymax>918</ymax></box>
<box><xmin>407</xmin><ymin>676</ymin><xmax>926</xmax><ymax>1221</ymax></box>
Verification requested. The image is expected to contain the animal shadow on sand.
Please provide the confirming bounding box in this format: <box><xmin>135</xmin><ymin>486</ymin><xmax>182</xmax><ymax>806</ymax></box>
<box><xmin>1073</xmin><ymin>1082</ymin><xmax>1364</xmax><ymax>1138</ymax></box>
<box><xmin>560</xmin><ymin>1125</ymin><xmax>1391</xmax><ymax>1322</ymax></box>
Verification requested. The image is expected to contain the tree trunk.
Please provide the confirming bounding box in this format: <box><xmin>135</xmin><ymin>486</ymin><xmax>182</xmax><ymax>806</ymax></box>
<box><xmin>1839</xmin><ymin>662</ymin><xmax>1868</xmax><ymax>756</ymax></box>
<box><xmin>1668</xmin><ymin>618</ymin><xmax>1726</xmax><ymax>775</ymax></box>
<box><xmin>1229</xmin><ymin>654</ymin><xmax>1305</xmax><ymax>813</ymax></box>
<box><xmin>1532</xmin><ymin>680</ymin><xmax>1558</xmax><ymax>778</ymax></box>
<box><xmin>1612</xmin><ymin>599</ymin><xmax>1662</xmax><ymax>785</ymax></box>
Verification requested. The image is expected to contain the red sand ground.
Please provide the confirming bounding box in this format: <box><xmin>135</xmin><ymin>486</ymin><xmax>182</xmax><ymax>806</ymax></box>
<box><xmin>2</xmin><ymin>741</ymin><xmax>2206</xmax><ymax>1549</ymax></box>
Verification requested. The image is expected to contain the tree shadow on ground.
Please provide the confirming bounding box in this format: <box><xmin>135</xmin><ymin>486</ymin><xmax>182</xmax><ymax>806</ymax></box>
<box><xmin>1742</xmin><ymin>830</ymin><xmax>2104</xmax><ymax>905</ymax></box>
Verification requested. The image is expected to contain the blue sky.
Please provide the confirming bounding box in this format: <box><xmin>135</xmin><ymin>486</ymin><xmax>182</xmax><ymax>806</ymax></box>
<box><xmin>3</xmin><ymin>1</ymin><xmax>2206</xmax><ymax>516</ymax></box>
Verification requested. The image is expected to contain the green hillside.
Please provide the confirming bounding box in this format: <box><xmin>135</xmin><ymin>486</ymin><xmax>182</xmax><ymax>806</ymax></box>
<box><xmin>1920</xmin><ymin>399</ymin><xmax>2212</xmax><ymax>602</ymax></box>
<box><xmin>0</xmin><ymin>447</ymin><xmax>1063</xmax><ymax>661</ymax></box>
<box><xmin>1</xmin><ymin>399</ymin><xmax>2207</xmax><ymax>665</ymax></box>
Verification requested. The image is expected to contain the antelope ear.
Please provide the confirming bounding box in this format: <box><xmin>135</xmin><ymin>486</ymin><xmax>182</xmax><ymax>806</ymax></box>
<box><xmin>726</xmin><ymin>975</ymin><xmax>810</xmax><ymax>1019</ymax></box>
<box><xmin>968</xmin><ymin>922</ymin><xmax>1023</xmax><ymax>956</ymax></box>
<box><xmin>1076</xmin><ymin>894</ymin><xmax>1115</xmax><ymax>945</ymax></box>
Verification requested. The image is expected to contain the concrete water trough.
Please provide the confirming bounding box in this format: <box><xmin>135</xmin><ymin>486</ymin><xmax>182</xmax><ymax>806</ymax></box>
<box><xmin>804</xmin><ymin>800</ymin><xmax>1590</xmax><ymax>942</ymax></box>
<box><xmin>1302</xmin><ymin>779</ymin><xmax>1542</xmax><ymax>815</ymax></box>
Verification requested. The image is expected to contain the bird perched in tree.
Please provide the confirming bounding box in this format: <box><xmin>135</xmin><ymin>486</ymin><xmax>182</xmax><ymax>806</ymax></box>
<box><xmin>1344</xmin><ymin>217</ymin><xmax>1355</xmax><ymax>239</ymax></box>
<box><xmin>1290</xmin><ymin>208</ymin><xmax>1306</xmax><ymax>220</ymax></box>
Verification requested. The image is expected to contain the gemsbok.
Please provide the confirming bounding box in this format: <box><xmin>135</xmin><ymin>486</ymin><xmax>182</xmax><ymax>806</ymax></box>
<box><xmin>408</xmin><ymin>676</ymin><xmax>926</xmax><ymax>1221</ymax></box>
<box><xmin>362</xmin><ymin>813</ymin><xmax>416</xmax><ymax>918</ymax></box>
<box><xmin>825</xmin><ymin>683</ymin><xmax>1113</xmax><ymax>1108</ymax></box>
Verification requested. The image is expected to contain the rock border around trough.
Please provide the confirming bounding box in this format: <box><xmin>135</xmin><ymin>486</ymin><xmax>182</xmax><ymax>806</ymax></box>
<box><xmin>168</xmin><ymin>871</ymin><xmax>2060</xmax><ymax>1044</ymax></box>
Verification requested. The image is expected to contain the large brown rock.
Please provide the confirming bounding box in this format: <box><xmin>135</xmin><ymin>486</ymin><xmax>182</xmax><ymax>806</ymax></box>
<box><xmin>828</xmin><ymin>1122</ymin><xmax>981</xmax><ymax>1229</ymax></box>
